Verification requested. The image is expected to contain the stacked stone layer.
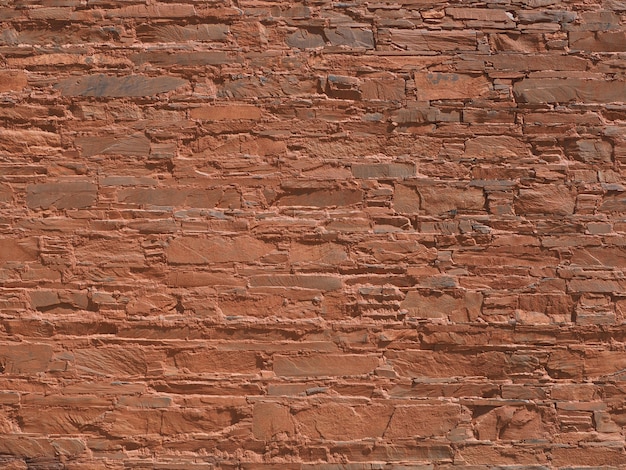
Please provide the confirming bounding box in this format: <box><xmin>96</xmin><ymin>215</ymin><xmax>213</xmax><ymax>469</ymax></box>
<box><xmin>0</xmin><ymin>0</ymin><xmax>626</xmax><ymax>468</ymax></box>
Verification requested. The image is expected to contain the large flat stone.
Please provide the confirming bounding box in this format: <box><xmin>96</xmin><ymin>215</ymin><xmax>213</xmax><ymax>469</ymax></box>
<box><xmin>414</xmin><ymin>72</ymin><xmax>490</xmax><ymax>101</ymax></box>
<box><xmin>54</xmin><ymin>74</ymin><xmax>188</xmax><ymax>97</ymax></box>
<box><xmin>389</xmin><ymin>29</ymin><xmax>477</xmax><ymax>51</ymax></box>
<box><xmin>514</xmin><ymin>78</ymin><xmax>626</xmax><ymax>103</ymax></box>
<box><xmin>26</xmin><ymin>181</ymin><xmax>97</xmax><ymax>209</ymax></box>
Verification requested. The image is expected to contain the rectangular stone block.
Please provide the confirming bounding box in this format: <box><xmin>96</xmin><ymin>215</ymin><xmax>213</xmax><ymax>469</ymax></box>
<box><xmin>100</xmin><ymin>176</ymin><xmax>157</xmax><ymax>187</ymax></box>
<box><xmin>393</xmin><ymin>184</ymin><xmax>420</xmax><ymax>214</ymax></box>
<box><xmin>103</xmin><ymin>408</ymin><xmax>239</xmax><ymax>436</ymax></box>
<box><xmin>393</xmin><ymin>106</ymin><xmax>460</xmax><ymax>124</ymax></box>
<box><xmin>20</xmin><ymin>407</ymin><xmax>105</xmax><ymax>434</ymax></box>
<box><xmin>253</xmin><ymin>402</ymin><xmax>295</xmax><ymax>440</ymax></box>
<box><xmin>518</xmin><ymin>294</ymin><xmax>573</xmax><ymax>322</ymax></box>
<box><xmin>76</xmin><ymin>134</ymin><xmax>150</xmax><ymax>157</ymax></box>
<box><xmin>490</xmin><ymin>54</ymin><xmax>588</xmax><ymax>71</ymax></box>
<box><xmin>286</xmin><ymin>29</ymin><xmax>325</xmax><ymax>48</ymax></box>
<box><xmin>414</xmin><ymin>72</ymin><xmax>490</xmax><ymax>100</ymax></box>
<box><xmin>106</xmin><ymin>3</ymin><xmax>196</xmax><ymax>18</ymax></box>
<box><xmin>166</xmin><ymin>271</ymin><xmax>246</xmax><ymax>287</ymax></box>
<box><xmin>564</xmin><ymin>138</ymin><xmax>613</xmax><ymax>163</ymax></box>
<box><xmin>566</xmin><ymin>10</ymin><xmax>622</xmax><ymax>31</ymax></box>
<box><xmin>389</xmin><ymin>29</ymin><xmax>477</xmax><ymax>51</ymax></box>
<box><xmin>351</xmin><ymin>163</ymin><xmax>415</xmax><ymax>179</ymax></box>
<box><xmin>221</xmin><ymin>75</ymin><xmax>317</xmax><ymax>99</ymax></box>
<box><xmin>0</xmin><ymin>437</ymin><xmax>85</xmax><ymax>459</ymax></box>
<box><xmin>447</xmin><ymin>7</ymin><xmax>512</xmax><ymax>21</ymax></box>
<box><xmin>274</xmin><ymin>354</ymin><xmax>378</xmax><ymax>377</ymax></box>
<box><xmin>569</xmin><ymin>279</ymin><xmax>625</xmax><ymax>293</ymax></box>
<box><xmin>0</xmin><ymin>237</ymin><xmax>39</xmax><ymax>263</ymax></box>
<box><xmin>276</xmin><ymin>188</ymin><xmax>363</xmax><ymax>207</ymax></box>
<box><xmin>570</xmin><ymin>31</ymin><xmax>626</xmax><ymax>51</ymax></box>
<box><xmin>514</xmin><ymin>78</ymin><xmax>626</xmax><ymax>104</ymax></box>
<box><xmin>295</xmin><ymin>403</ymin><xmax>393</xmax><ymax>440</ymax></box>
<box><xmin>324</xmin><ymin>27</ymin><xmax>374</xmax><ymax>49</ymax></box>
<box><xmin>73</xmin><ymin>346</ymin><xmax>162</xmax><ymax>377</ymax></box>
<box><xmin>360</xmin><ymin>78</ymin><xmax>406</xmax><ymax>100</ymax></box>
<box><xmin>190</xmin><ymin>105</ymin><xmax>262</xmax><ymax>121</ymax></box>
<box><xmin>54</xmin><ymin>74</ymin><xmax>188</xmax><ymax>97</ymax></box>
<box><xmin>490</xmin><ymin>32</ymin><xmax>545</xmax><ymax>52</ymax></box>
<box><xmin>166</xmin><ymin>236</ymin><xmax>273</xmax><ymax>264</ymax></box>
<box><xmin>73</xmin><ymin>238</ymin><xmax>144</xmax><ymax>268</ymax></box>
<box><xmin>515</xmin><ymin>185</ymin><xmax>576</xmax><ymax>216</ymax></box>
<box><xmin>465</xmin><ymin>136</ymin><xmax>531</xmax><ymax>161</ymax></box>
<box><xmin>137</xmin><ymin>24</ymin><xmax>229</xmax><ymax>42</ymax></box>
<box><xmin>550</xmin><ymin>446</ymin><xmax>626</xmax><ymax>466</ymax></box>
<box><xmin>0</xmin><ymin>129</ymin><xmax>61</xmax><ymax>153</ymax></box>
<box><xmin>26</xmin><ymin>181</ymin><xmax>97</xmax><ymax>209</ymax></box>
<box><xmin>250</xmin><ymin>274</ymin><xmax>342</xmax><ymax>291</ymax></box>
<box><xmin>457</xmin><ymin>443</ymin><xmax>548</xmax><ymax>466</ymax></box>
<box><xmin>172</xmin><ymin>350</ymin><xmax>260</xmax><ymax>373</ymax></box>
<box><xmin>401</xmin><ymin>290</ymin><xmax>482</xmax><ymax>322</ymax></box>
<box><xmin>289</xmin><ymin>242</ymin><xmax>348</xmax><ymax>265</ymax></box>
<box><xmin>418</xmin><ymin>185</ymin><xmax>485</xmax><ymax>216</ymax></box>
<box><xmin>0</xmin><ymin>70</ymin><xmax>26</xmax><ymax>91</ymax></box>
<box><xmin>131</xmin><ymin>51</ymin><xmax>233</xmax><ymax>67</ymax></box>
<box><xmin>599</xmin><ymin>194</ymin><xmax>626</xmax><ymax>212</ymax></box>
<box><xmin>118</xmin><ymin>188</ymin><xmax>225</xmax><ymax>208</ymax></box>
<box><xmin>387</xmin><ymin>350</ymin><xmax>511</xmax><ymax>379</ymax></box>
<box><xmin>0</xmin><ymin>343</ymin><xmax>53</xmax><ymax>374</ymax></box>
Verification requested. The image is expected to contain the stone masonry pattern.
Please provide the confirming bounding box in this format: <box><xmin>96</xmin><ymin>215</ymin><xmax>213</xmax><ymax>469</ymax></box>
<box><xmin>0</xmin><ymin>0</ymin><xmax>626</xmax><ymax>468</ymax></box>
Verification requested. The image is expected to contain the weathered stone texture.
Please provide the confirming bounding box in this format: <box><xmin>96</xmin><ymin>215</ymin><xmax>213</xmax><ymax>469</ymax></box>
<box><xmin>0</xmin><ymin>0</ymin><xmax>625</xmax><ymax>468</ymax></box>
<box><xmin>54</xmin><ymin>74</ymin><xmax>189</xmax><ymax>97</ymax></box>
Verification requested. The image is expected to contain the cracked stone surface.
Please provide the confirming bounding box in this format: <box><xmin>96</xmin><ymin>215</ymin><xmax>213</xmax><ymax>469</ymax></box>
<box><xmin>0</xmin><ymin>0</ymin><xmax>625</xmax><ymax>468</ymax></box>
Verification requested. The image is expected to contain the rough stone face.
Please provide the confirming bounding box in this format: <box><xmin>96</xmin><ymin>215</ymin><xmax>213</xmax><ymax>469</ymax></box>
<box><xmin>273</xmin><ymin>354</ymin><xmax>379</xmax><ymax>377</ymax></box>
<box><xmin>393</xmin><ymin>184</ymin><xmax>421</xmax><ymax>214</ymax></box>
<box><xmin>276</xmin><ymin>188</ymin><xmax>363</xmax><ymax>207</ymax></box>
<box><xmin>25</xmin><ymin>181</ymin><xmax>97</xmax><ymax>209</ymax></box>
<box><xmin>564</xmin><ymin>138</ymin><xmax>613</xmax><ymax>163</ymax></box>
<box><xmin>0</xmin><ymin>343</ymin><xmax>53</xmax><ymax>374</ymax></box>
<box><xmin>465</xmin><ymin>136</ymin><xmax>531</xmax><ymax>161</ymax></box>
<box><xmin>286</xmin><ymin>29</ymin><xmax>325</xmax><ymax>48</ymax></box>
<box><xmin>54</xmin><ymin>74</ymin><xmax>188</xmax><ymax>97</ymax></box>
<box><xmin>401</xmin><ymin>290</ymin><xmax>482</xmax><ymax>321</ymax></box>
<box><xmin>252</xmin><ymin>403</ymin><xmax>295</xmax><ymax>440</ymax></box>
<box><xmin>515</xmin><ymin>186</ymin><xmax>576</xmax><ymax>216</ymax></box>
<box><xmin>172</xmin><ymin>349</ymin><xmax>260</xmax><ymax>373</ymax></box>
<box><xmin>0</xmin><ymin>129</ymin><xmax>61</xmax><ymax>152</ymax></box>
<box><xmin>190</xmin><ymin>104</ymin><xmax>262</xmax><ymax>121</ymax></box>
<box><xmin>250</xmin><ymin>274</ymin><xmax>342</xmax><ymax>291</ymax></box>
<box><xmin>137</xmin><ymin>24</ymin><xmax>229</xmax><ymax>42</ymax></box>
<box><xmin>0</xmin><ymin>70</ymin><xmax>27</xmax><ymax>91</ymax></box>
<box><xmin>513</xmin><ymin>78</ymin><xmax>626</xmax><ymax>103</ymax></box>
<box><xmin>388</xmin><ymin>29</ymin><xmax>477</xmax><ymax>51</ymax></box>
<box><xmin>166</xmin><ymin>236</ymin><xmax>273</xmax><ymax>264</ymax></box>
<box><xmin>0</xmin><ymin>0</ymin><xmax>624</xmax><ymax>468</ymax></box>
<box><xmin>0</xmin><ymin>238</ymin><xmax>39</xmax><ymax>263</ymax></box>
<box><xmin>419</xmin><ymin>185</ymin><xmax>485</xmax><ymax>215</ymax></box>
<box><xmin>324</xmin><ymin>27</ymin><xmax>375</xmax><ymax>49</ymax></box>
<box><xmin>295</xmin><ymin>403</ymin><xmax>392</xmax><ymax>440</ymax></box>
<box><xmin>570</xmin><ymin>31</ymin><xmax>626</xmax><ymax>51</ymax></box>
<box><xmin>76</xmin><ymin>134</ymin><xmax>151</xmax><ymax>157</ymax></box>
<box><xmin>360</xmin><ymin>77</ymin><xmax>406</xmax><ymax>100</ymax></box>
<box><xmin>414</xmin><ymin>72</ymin><xmax>490</xmax><ymax>101</ymax></box>
<box><xmin>353</xmin><ymin>163</ymin><xmax>415</xmax><ymax>179</ymax></box>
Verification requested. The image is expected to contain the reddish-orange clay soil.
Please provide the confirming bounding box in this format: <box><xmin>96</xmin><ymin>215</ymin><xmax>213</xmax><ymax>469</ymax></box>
<box><xmin>0</xmin><ymin>0</ymin><xmax>626</xmax><ymax>468</ymax></box>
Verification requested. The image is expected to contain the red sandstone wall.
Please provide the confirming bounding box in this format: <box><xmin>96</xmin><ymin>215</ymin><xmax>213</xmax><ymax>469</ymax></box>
<box><xmin>0</xmin><ymin>0</ymin><xmax>626</xmax><ymax>468</ymax></box>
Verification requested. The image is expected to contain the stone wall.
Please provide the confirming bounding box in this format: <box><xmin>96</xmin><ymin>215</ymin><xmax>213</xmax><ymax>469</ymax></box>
<box><xmin>1</xmin><ymin>0</ymin><xmax>626</xmax><ymax>468</ymax></box>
